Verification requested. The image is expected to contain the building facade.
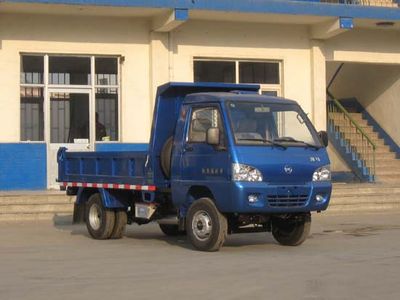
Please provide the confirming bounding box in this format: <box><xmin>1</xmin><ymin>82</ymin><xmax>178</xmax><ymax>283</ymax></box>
<box><xmin>0</xmin><ymin>0</ymin><xmax>399</xmax><ymax>190</ymax></box>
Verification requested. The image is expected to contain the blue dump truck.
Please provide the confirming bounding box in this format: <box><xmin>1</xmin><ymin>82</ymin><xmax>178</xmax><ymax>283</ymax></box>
<box><xmin>58</xmin><ymin>82</ymin><xmax>332</xmax><ymax>251</ymax></box>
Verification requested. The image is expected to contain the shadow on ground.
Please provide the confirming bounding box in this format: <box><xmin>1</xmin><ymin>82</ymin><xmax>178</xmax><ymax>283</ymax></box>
<box><xmin>51</xmin><ymin>214</ymin><xmax>279</xmax><ymax>250</ymax></box>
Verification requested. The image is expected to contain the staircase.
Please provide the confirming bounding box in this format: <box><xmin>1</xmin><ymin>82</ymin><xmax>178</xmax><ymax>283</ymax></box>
<box><xmin>328</xmin><ymin>101</ymin><xmax>376</xmax><ymax>182</ymax></box>
<box><xmin>328</xmin><ymin>101</ymin><xmax>400</xmax><ymax>184</ymax></box>
<box><xmin>347</xmin><ymin>112</ymin><xmax>400</xmax><ymax>183</ymax></box>
<box><xmin>0</xmin><ymin>191</ymin><xmax>74</xmax><ymax>221</ymax></box>
<box><xmin>326</xmin><ymin>93</ymin><xmax>400</xmax><ymax>213</ymax></box>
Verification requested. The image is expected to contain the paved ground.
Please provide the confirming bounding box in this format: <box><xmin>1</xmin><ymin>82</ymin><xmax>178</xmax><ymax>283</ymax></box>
<box><xmin>0</xmin><ymin>213</ymin><xmax>400</xmax><ymax>300</ymax></box>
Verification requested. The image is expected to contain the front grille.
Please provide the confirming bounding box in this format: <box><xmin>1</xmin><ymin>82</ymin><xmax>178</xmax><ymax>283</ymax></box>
<box><xmin>267</xmin><ymin>194</ymin><xmax>308</xmax><ymax>208</ymax></box>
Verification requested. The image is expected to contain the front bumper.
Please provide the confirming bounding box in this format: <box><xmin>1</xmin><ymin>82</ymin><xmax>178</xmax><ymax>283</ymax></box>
<box><xmin>218</xmin><ymin>181</ymin><xmax>332</xmax><ymax>213</ymax></box>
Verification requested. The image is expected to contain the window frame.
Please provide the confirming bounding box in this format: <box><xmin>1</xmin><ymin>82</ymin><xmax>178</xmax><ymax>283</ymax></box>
<box><xmin>186</xmin><ymin>105</ymin><xmax>226</xmax><ymax>147</ymax></box>
<box><xmin>225</xmin><ymin>101</ymin><xmax>321</xmax><ymax>147</ymax></box>
<box><xmin>193</xmin><ymin>58</ymin><xmax>283</xmax><ymax>96</ymax></box>
<box><xmin>19</xmin><ymin>53</ymin><xmax>122</xmax><ymax>143</ymax></box>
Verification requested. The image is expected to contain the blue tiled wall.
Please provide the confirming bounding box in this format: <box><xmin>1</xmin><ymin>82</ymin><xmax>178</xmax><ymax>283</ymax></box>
<box><xmin>0</xmin><ymin>143</ymin><xmax>149</xmax><ymax>190</ymax></box>
<box><xmin>0</xmin><ymin>143</ymin><xmax>47</xmax><ymax>190</ymax></box>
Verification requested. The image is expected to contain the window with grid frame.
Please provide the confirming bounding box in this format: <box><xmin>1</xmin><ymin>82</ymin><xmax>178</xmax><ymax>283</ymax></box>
<box><xmin>193</xmin><ymin>59</ymin><xmax>282</xmax><ymax>96</ymax></box>
<box><xmin>20</xmin><ymin>54</ymin><xmax>121</xmax><ymax>142</ymax></box>
<box><xmin>20</xmin><ymin>55</ymin><xmax>45</xmax><ymax>141</ymax></box>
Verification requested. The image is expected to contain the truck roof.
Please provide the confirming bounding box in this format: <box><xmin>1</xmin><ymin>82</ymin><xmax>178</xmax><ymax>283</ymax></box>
<box><xmin>184</xmin><ymin>92</ymin><xmax>298</xmax><ymax>105</ymax></box>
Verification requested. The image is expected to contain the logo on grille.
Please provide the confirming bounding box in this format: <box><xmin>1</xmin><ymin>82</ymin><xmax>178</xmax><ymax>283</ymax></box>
<box><xmin>284</xmin><ymin>165</ymin><xmax>293</xmax><ymax>174</ymax></box>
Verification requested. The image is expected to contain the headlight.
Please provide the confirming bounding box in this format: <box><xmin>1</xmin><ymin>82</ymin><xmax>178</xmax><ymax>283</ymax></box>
<box><xmin>312</xmin><ymin>165</ymin><xmax>331</xmax><ymax>181</ymax></box>
<box><xmin>232</xmin><ymin>163</ymin><xmax>263</xmax><ymax>182</ymax></box>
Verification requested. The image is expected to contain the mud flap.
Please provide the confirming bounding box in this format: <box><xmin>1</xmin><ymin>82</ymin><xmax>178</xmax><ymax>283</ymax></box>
<box><xmin>73</xmin><ymin>203</ymin><xmax>86</xmax><ymax>224</ymax></box>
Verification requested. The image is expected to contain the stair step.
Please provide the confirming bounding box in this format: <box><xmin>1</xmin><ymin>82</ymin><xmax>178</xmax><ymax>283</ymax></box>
<box><xmin>331</xmin><ymin>194</ymin><xmax>400</xmax><ymax>205</ymax></box>
<box><xmin>332</xmin><ymin>184</ymin><xmax>400</xmax><ymax>196</ymax></box>
<box><xmin>376</xmin><ymin>171</ymin><xmax>400</xmax><ymax>177</ymax></box>
<box><xmin>0</xmin><ymin>212</ymin><xmax>72</xmax><ymax>222</ymax></box>
<box><xmin>375</xmin><ymin>155</ymin><xmax>399</xmax><ymax>160</ymax></box>
<box><xmin>334</xmin><ymin>121</ymin><xmax>375</xmax><ymax>130</ymax></box>
<box><xmin>375</xmin><ymin>175</ymin><xmax>400</xmax><ymax>183</ymax></box>
<box><xmin>336</xmin><ymin>129</ymin><xmax>380</xmax><ymax>140</ymax></box>
<box><xmin>341</xmin><ymin>138</ymin><xmax>388</xmax><ymax>147</ymax></box>
<box><xmin>375</xmin><ymin>161</ymin><xmax>400</xmax><ymax>168</ymax></box>
<box><xmin>374</xmin><ymin>149</ymin><xmax>394</xmax><ymax>154</ymax></box>
<box><xmin>0</xmin><ymin>203</ymin><xmax>74</xmax><ymax>214</ymax></box>
<box><xmin>329</xmin><ymin>115</ymin><xmax>367</xmax><ymax>123</ymax></box>
<box><xmin>327</xmin><ymin>203</ymin><xmax>400</xmax><ymax>214</ymax></box>
<box><xmin>0</xmin><ymin>195</ymin><xmax>74</xmax><ymax>205</ymax></box>
<box><xmin>0</xmin><ymin>192</ymin><xmax>74</xmax><ymax>221</ymax></box>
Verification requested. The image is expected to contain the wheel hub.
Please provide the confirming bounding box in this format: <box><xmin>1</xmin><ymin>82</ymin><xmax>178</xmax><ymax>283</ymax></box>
<box><xmin>192</xmin><ymin>210</ymin><xmax>212</xmax><ymax>241</ymax></box>
<box><xmin>89</xmin><ymin>204</ymin><xmax>102</xmax><ymax>230</ymax></box>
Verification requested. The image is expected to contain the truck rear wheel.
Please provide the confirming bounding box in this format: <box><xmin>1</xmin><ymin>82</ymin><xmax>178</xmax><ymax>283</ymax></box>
<box><xmin>86</xmin><ymin>193</ymin><xmax>115</xmax><ymax>240</ymax></box>
<box><xmin>110</xmin><ymin>210</ymin><xmax>127</xmax><ymax>239</ymax></box>
<box><xmin>186</xmin><ymin>198</ymin><xmax>227</xmax><ymax>252</ymax></box>
<box><xmin>271</xmin><ymin>213</ymin><xmax>311</xmax><ymax>246</ymax></box>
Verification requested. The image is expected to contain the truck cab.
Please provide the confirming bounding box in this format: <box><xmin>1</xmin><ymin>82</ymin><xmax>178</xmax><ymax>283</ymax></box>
<box><xmin>169</xmin><ymin>93</ymin><xmax>330</xmax><ymax>214</ymax></box>
<box><xmin>58</xmin><ymin>82</ymin><xmax>332</xmax><ymax>251</ymax></box>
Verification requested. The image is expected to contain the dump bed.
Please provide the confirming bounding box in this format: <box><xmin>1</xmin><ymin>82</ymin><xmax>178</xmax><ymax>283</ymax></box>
<box><xmin>57</xmin><ymin>82</ymin><xmax>260</xmax><ymax>189</ymax></box>
<box><xmin>57</xmin><ymin>147</ymin><xmax>151</xmax><ymax>187</ymax></box>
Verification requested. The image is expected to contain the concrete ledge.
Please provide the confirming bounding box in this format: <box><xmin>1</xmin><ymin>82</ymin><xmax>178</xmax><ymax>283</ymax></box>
<box><xmin>1</xmin><ymin>183</ymin><xmax>400</xmax><ymax>221</ymax></box>
<box><xmin>0</xmin><ymin>212</ymin><xmax>72</xmax><ymax>222</ymax></box>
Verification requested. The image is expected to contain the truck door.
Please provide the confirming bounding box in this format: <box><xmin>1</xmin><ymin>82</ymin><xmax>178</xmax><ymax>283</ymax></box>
<box><xmin>178</xmin><ymin>105</ymin><xmax>230</xmax><ymax>205</ymax></box>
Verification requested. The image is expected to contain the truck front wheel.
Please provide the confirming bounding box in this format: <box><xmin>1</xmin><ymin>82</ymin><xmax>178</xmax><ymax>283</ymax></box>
<box><xmin>186</xmin><ymin>198</ymin><xmax>227</xmax><ymax>252</ymax></box>
<box><xmin>271</xmin><ymin>213</ymin><xmax>311</xmax><ymax>246</ymax></box>
<box><xmin>86</xmin><ymin>193</ymin><xmax>115</xmax><ymax>240</ymax></box>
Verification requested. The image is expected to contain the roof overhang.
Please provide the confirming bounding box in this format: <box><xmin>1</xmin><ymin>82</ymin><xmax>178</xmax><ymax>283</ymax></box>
<box><xmin>0</xmin><ymin>1</ymin><xmax>399</xmax><ymax>34</ymax></box>
<box><xmin>1</xmin><ymin>0</ymin><xmax>400</xmax><ymax>21</ymax></box>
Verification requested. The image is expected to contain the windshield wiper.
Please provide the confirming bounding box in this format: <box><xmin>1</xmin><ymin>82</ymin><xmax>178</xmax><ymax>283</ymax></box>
<box><xmin>273</xmin><ymin>137</ymin><xmax>321</xmax><ymax>150</ymax></box>
<box><xmin>237</xmin><ymin>138</ymin><xmax>265</xmax><ymax>142</ymax></box>
<box><xmin>237</xmin><ymin>138</ymin><xmax>287</xmax><ymax>149</ymax></box>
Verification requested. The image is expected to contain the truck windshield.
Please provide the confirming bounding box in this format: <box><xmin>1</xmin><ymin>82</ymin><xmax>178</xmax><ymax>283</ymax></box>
<box><xmin>227</xmin><ymin>101</ymin><xmax>321</xmax><ymax>148</ymax></box>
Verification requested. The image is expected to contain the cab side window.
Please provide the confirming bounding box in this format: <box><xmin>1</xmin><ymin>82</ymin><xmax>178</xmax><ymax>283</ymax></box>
<box><xmin>188</xmin><ymin>107</ymin><xmax>224</xmax><ymax>145</ymax></box>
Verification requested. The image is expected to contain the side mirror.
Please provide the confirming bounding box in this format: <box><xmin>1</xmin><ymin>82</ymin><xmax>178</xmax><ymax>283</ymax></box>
<box><xmin>207</xmin><ymin>127</ymin><xmax>220</xmax><ymax>146</ymax></box>
<box><xmin>318</xmin><ymin>131</ymin><xmax>329</xmax><ymax>147</ymax></box>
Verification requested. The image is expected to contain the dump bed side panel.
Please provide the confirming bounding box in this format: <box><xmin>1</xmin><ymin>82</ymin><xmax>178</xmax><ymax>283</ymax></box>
<box><xmin>57</xmin><ymin>148</ymin><xmax>150</xmax><ymax>186</ymax></box>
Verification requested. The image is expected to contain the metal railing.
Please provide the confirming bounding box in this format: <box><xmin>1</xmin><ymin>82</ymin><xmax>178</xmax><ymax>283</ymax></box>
<box><xmin>319</xmin><ymin>0</ymin><xmax>398</xmax><ymax>8</ymax></box>
<box><xmin>327</xmin><ymin>94</ymin><xmax>376</xmax><ymax>180</ymax></box>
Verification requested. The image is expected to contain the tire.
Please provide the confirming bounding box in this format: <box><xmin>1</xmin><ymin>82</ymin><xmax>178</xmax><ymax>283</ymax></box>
<box><xmin>160</xmin><ymin>136</ymin><xmax>173</xmax><ymax>178</ymax></box>
<box><xmin>186</xmin><ymin>198</ymin><xmax>227</xmax><ymax>252</ymax></box>
<box><xmin>85</xmin><ymin>193</ymin><xmax>115</xmax><ymax>240</ymax></box>
<box><xmin>271</xmin><ymin>213</ymin><xmax>311</xmax><ymax>246</ymax></box>
<box><xmin>159</xmin><ymin>224</ymin><xmax>185</xmax><ymax>236</ymax></box>
<box><xmin>110</xmin><ymin>210</ymin><xmax>127</xmax><ymax>239</ymax></box>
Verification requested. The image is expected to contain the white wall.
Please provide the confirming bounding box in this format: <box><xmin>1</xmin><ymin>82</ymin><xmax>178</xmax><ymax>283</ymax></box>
<box><xmin>324</xmin><ymin>29</ymin><xmax>400</xmax><ymax>65</ymax></box>
<box><xmin>171</xmin><ymin>20</ymin><xmax>314</xmax><ymax>116</ymax></box>
<box><xmin>3</xmin><ymin>14</ymin><xmax>399</xmax><ymax>148</ymax></box>
<box><xmin>0</xmin><ymin>13</ymin><xmax>152</xmax><ymax>143</ymax></box>
<box><xmin>327</xmin><ymin>145</ymin><xmax>351</xmax><ymax>172</ymax></box>
<box><xmin>324</xmin><ymin>29</ymin><xmax>400</xmax><ymax>172</ymax></box>
<box><xmin>0</xmin><ymin>16</ymin><xmax>328</xmax><ymax>145</ymax></box>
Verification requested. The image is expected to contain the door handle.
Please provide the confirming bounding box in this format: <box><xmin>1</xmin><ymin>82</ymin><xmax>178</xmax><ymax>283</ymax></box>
<box><xmin>183</xmin><ymin>145</ymin><xmax>193</xmax><ymax>153</ymax></box>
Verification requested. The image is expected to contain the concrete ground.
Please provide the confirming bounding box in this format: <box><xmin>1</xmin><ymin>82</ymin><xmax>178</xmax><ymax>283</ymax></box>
<box><xmin>0</xmin><ymin>213</ymin><xmax>400</xmax><ymax>300</ymax></box>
